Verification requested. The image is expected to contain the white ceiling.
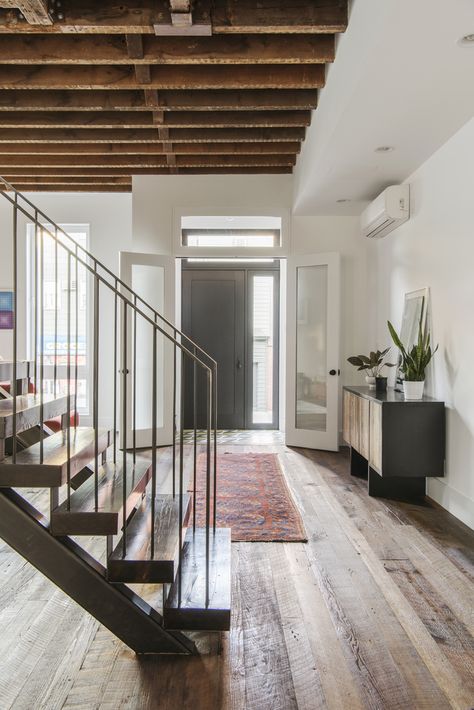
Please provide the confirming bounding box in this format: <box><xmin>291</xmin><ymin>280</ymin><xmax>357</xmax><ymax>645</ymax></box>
<box><xmin>293</xmin><ymin>0</ymin><xmax>474</xmax><ymax>216</ymax></box>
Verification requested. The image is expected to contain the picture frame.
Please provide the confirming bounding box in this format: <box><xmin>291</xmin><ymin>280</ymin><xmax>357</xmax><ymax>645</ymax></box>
<box><xmin>0</xmin><ymin>289</ymin><xmax>13</xmax><ymax>330</ymax></box>
<box><xmin>395</xmin><ymin>287</ymin><xmax>430</xmax><ymax>391</ymax></box>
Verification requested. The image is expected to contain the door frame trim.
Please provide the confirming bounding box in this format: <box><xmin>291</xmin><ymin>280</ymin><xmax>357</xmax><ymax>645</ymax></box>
<box><xmin>181</xmin><ymin>260</ymin><xmax>280</xmax><ymax>430</ymax></box>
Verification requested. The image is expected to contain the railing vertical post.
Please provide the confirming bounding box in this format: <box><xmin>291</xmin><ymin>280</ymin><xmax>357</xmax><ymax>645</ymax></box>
<box><xmin>205</xmin><ymin>370</ymin><xmax>211</xmax><ymax>609</ymax></box>
<box><xmin>172</xmin><ymin>343</ymin><xmax>177</xmax><ymax>498</ymax></box>
<box><xmin>132</xmin><ymin>295</ymin><xmax>137</xmax><ymax>465</ymax></box>
<box><xmin>12</xmin><ymin>194</ymin><xmax>18</xmax><ymax>463</ymax></box>
<box><xmin>39</xmin><ymin>217</ymin><xmax>44</xmax><ymax>463</ymax></box>
<box><xmin>213</xmin><ymin>363</ymin><xmax>218</xmax><ymax>531</ymax></box>
<box><xmin>122</xmin><ymin>301</ymin><xmax>128</xmax><ymax>557</ymax></box>
<box><xmin>33</xmin><ymin>220</ymin><xmax>38</xmax><ymax>398</ymax></box>
<box><xmin>66</xmin><ymin>253</ymin><xmax>72</xmax><ymax>508</ymax></box>
<box><xmin>178</xmin><ymin>348</ymin><xmax>184</xmax><ymax>606</ymax></box>
<box><xmin>53</xmin><ymin>229</ymin><xmax>58</xmax><ymax>397</ymax></box>
<box><xmin>193</xmin><ymin>348</ymin><xmax>197</xmax><ymax>533</ymax></box>
<box><xmin>74</xmin><ymin>243</ymin><xmax>79</xmax><ymax>425</ymax></box>
<box><xmin>151</xmin><ymin>325</ymin><xmax>157</xmax><ymax>559</ymax></box>
<box><xmin>93</xmin><ymin>272</ymin><xmax>99</xmax><ymax>509</ymax></box>
<box><xmin>113</xmin><ymin>281</ymin><xmax>118</xmax><ymax>464</ymax></box>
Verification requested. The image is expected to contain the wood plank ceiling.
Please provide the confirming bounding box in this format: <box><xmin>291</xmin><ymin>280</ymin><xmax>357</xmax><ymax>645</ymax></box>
<box><xmin>0</xmin><ymin>0</ymin><xmax>349</xmax><ymax>192</ymax></box>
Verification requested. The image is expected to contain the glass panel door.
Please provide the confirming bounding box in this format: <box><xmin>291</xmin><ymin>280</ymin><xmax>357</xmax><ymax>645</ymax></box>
<box><xmin>119</xmin><ymin>252</ymin><xmax>176</xmax><ymax>448</ymax></box>
<box><xmin>296</xmin><ymin>264</ymin><xmax>327</xmax><ymax>432</ymax></box>
<box><xmin>286</xmin><ymin>253</ymin><xmax>340</xmax><ymax>450</ymax></box>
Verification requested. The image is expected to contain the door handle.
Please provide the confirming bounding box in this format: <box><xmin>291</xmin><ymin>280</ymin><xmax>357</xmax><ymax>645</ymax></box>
<box><xmin>329</xmin><ymin>369</ymin><xmax>338</xmax><ymax>376</ymax></box>
<box><xmin>119</xmin><ymin>369</ymin><xmax>130</xmax><ymax>374</ymax></box>
<box><xmin>236</xmin><ymin>359</ymin><xmax>243</xmax><ymax>370</ymax></box>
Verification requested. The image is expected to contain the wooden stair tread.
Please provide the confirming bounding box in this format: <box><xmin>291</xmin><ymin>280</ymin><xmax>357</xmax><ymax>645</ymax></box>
<box><xmin>0</xmin><ymin>427</ymin><xmax>111</xmax><ymax>488</ymax></box>
<box><xmin>0</xmin><ymin>393</ymin><xmax>73</xmax><ymax>438</ymax></box>
<box><xmin>107</xmin><ymin>493</ymin><xmax>191</xmax><ymax>584</ymax></box>
<box><xmin>164</xmin><ymin>528</ymin><xmax>231</xmax><ymax>632</ymax></box>
<box><xmin>50</xmin><ymin>456</ymin><xmax>152</xmax><ymax>536</ymax></box>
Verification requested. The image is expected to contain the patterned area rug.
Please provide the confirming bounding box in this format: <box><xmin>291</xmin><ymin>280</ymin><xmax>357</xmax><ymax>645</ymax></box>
<box><xmin>190</xmin><ymin>452</ymin><xmax>307</xmax><ymax>542</ymax></box>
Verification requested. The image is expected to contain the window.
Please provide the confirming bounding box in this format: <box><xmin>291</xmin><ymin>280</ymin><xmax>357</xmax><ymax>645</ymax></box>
<box><xmin>27</xmin><ymin>224</ymin><xmax>90</xmax><ymax>415</ymax></box>
<box><xmin>251</xmin><ymin>274</ymin><xmax>275</xmax><ymax>425</ymax></box>
<box><xmin>181</xmin><ymin>216</ymin><xmax>282</xmax><ymax>248</ymax></box>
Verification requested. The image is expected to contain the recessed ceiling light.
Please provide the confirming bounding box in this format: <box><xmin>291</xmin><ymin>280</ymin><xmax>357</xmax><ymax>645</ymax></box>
<box><xmin>458</xmin><ymin>33</ymin><xmax>474</xmax><ymax>46</ymax></box>
<box><xmin>336</xmin><ymin>198</ymin><xmax>351</xmax><ymax>203</ymax></box>
<box><xmin>375</xmin><ymin>146</ymin><xmax>395</xmax><ymax>153</ymax></box>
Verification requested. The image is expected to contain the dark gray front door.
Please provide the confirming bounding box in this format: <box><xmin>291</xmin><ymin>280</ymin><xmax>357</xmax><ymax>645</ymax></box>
<box><xmin>182</xmin><ymin>269</ymin><xmax>245</xmax><ymax>429</ymax></box>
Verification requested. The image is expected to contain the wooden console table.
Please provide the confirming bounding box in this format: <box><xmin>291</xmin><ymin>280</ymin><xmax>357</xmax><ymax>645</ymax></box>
<box><xmin>343</xmin><ymin>386</ymin><xmax>445</xmax><ymax>498</ymax></box>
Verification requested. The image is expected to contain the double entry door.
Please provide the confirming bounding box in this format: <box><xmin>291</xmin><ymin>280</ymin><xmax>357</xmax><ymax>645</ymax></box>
<box><xmin>182</xmin><ymin>266</ymin><xmax>280</xmax><ymax>430</ymax></box>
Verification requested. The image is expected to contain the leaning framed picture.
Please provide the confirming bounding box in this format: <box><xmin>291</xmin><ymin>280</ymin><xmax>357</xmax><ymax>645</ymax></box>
<box><xmin>394</xmin><ymin>287</ymin><xmax>430</xmax><ymax>391</ymax></box>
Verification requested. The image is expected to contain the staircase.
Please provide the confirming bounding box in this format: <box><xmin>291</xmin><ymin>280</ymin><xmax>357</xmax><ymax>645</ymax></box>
<box><xmin>0</xmin><ymin>178</ymin><xmax>230</xmax><ymax>655</ymax></box>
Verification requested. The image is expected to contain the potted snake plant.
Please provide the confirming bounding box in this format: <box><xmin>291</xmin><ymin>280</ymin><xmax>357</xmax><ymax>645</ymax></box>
<box><xmin>387</xmin><ymin>304</ymin><xmax>438</xmax><ymax>400</ymax></box>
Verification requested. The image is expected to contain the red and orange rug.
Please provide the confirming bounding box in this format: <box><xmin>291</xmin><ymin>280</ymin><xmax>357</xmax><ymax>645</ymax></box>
<box><xmin>191</xmin><ymin>452</ymin><xmax>307</xmax><ymax>542</ymax></box>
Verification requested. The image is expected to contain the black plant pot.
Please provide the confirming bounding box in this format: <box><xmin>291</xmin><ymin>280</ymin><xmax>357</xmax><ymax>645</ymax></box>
<box><xmin>375</xmin><ymin>376</ymin><xmax>387</xmax><ymax>392</ymax></box>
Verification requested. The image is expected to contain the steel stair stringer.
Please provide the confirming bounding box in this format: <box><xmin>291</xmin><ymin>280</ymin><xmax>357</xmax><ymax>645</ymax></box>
<box><xmin>0</xmin><ymin>487</ymin><xmax>197</xmax><ymax>655</ymax></box>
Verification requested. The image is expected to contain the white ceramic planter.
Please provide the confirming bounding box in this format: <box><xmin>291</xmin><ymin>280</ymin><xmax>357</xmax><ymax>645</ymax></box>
<box><xmin>403</xmin><ymin>380</ymin><xmax>425</xmax><ymax>400</ymax></box>
<box><xmin>365</xmin><ymin>375</ymin><xmax>376</xmax><ymax>389</ymax></box>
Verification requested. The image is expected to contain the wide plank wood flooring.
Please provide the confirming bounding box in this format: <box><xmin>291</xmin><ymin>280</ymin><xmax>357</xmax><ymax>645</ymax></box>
<box><xmin>0</xmin><ymin>437</ymin><xmax>473</xmax><ymax>709</ymax></box>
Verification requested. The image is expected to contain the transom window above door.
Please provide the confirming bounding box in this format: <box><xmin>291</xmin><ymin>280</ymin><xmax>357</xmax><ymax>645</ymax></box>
<box><xmin>176</xmin><ymin>214</ymin><xmax>288</xmax><ymax>257</ymax></box>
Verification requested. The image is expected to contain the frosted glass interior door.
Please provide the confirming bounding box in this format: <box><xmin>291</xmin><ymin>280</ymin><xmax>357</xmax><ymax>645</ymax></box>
<box><xmin>120</xmin><ymin>252</ymin><xmax>175</xmax><ymax>448</ymax></box>
<box><xmin>286</xmin><ymin>253</ymin><xmax>340</xmax><ymax>450</ymax></box>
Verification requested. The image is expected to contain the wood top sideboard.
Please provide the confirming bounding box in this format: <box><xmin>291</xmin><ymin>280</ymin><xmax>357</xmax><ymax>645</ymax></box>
<box><xmin>343</xmin><ymin>385</ymin><xmax>445</xmax><ymax>498</ymax></box>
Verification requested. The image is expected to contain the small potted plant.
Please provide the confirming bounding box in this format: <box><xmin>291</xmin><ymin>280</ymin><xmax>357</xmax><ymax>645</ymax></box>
<box><xmin>387</xmin><ymin>305</ymin><xmax>438</xmax><ymax>400</ymax></box>
<box><xmin>347</xmin><ymin>348</ymin><xmax>395</xmax><ymax>391</ymax></box>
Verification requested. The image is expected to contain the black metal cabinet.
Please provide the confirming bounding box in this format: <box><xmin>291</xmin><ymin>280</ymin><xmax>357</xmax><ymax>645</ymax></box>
<box><xmin>343</xmin><ymin>386</ymin><xmax>445</xmax><ymax>499</ymax></box>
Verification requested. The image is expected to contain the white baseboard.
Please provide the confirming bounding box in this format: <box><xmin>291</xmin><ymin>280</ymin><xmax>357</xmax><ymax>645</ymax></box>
<box><xmin>427</xmin><ymin>477</ymin><xmax>474</xmax><ymax>530</ymax></box>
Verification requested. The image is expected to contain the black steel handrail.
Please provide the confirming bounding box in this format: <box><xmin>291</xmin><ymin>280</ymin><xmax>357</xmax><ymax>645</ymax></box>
<box><xmin>1</xmin><ymin>178</ymin><xmax>218</xmax><ymax>615</ymax></box>
<box><xmin>0</xmin><ymin>176</ymin><xmax>216</xmax><ymax>370</ymax></box>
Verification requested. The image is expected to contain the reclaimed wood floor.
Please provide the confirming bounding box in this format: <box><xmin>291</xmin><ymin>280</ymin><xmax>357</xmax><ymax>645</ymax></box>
<box><xmin>0</xmin><ymin>437</ymin><xmax>473</xmax><ymax>709</ymax></box>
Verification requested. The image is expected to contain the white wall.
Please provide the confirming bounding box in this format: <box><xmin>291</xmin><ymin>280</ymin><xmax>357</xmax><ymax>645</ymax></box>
<box><xmin>368</xmin><ymin>118</ymin><xmax>474</xmax><ymax>529</ymax></box>
<box><xmin>132</xmin><ymin>174</ymin><xmax>293</xmax><ymax>253</ymax></box>
<box><xmin>132</xmin><ymin>175</ymin><xmax>367</xmax><ymax>433</ymax></box>
<box><xmin>0</xmin><ymin>191</ymin><xmax>133</xmax><ymax>427</ymax></box>
<box><xmin>132</xmin><ymin>178</ymin><xmax>366</xmax><ymax>383</ymax></box>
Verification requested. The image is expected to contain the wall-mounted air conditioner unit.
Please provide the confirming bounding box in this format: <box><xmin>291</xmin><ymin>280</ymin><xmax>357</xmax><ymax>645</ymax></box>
<box><xmin>361</xmin><ymin>184</ymin><xmax>410</xmax><ymax>239</ymax></box>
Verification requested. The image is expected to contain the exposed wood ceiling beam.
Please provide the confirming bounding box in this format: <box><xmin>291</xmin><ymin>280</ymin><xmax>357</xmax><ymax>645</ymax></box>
<box><xmin>153</xmin><ymin>0</ymin><xmax>211</xmax><ymax>36</ymax></box>
<box><xmin>0</xmin><ymin>166</ymin><xmax>293</xmax><ymax>177</ymax></box>
<box><xmin>0</xmin><ymin>0</ymin><xmax>51</xmax><ymax>25</ymax></box>
<box><xmin>0</xmin><ymin>1</ymin><xmax>348</xmax><ymax>34</ymax></box>
<box><xmin>0</xmin><ymin>33</ymin><xmax>335</xmax><ymax>65</ymax></box>
<box><xmin>0</xmin><ymin>141</ymin><xmax>300</xmax><ymax>155</ymax></box>
<box><xmin>2</xmin><ymin>184</ymin><xmax>132</xmax><ymax>191</ymax></box>
<box><xmin>125</xmin><ymin>34</ymin><xmax>145</xmax><ymax>60</ymax></box>
<box><xmin>0</xmin><ymin>127</ymin><xmax>304</xmax><ymax>143</ymax></box>
<box><xmin>4</xmin><ymin>176</ymin><xmax>132</xmax><ymax>184</ymax></box>
<box><xmin>0</xmin><ymin>1</ymin><xmax>349</xmax><ymax>187</ymax></box>
<box><xmin>0</xmin><ymin>154</ymin><xmax>296</xmax><ymax>167</ymax></box>
<box><xmin>0</xmin><ymin>110</ymin><xmax>310</xmax><ymax>128</ymax></box>
<box><xmin>126</xmin><ymin>34</ymin><xmax>152</xmax><ymax>85</ymax></box>
<box><xmin>0</xmin><ymin>89</ymin><xmax>319</xmax><ymax>111</ymax></box>
<box><xmin>0</xmin><ymin>64</ymin><xmax>325</xmax><ymax>90</ymax></box>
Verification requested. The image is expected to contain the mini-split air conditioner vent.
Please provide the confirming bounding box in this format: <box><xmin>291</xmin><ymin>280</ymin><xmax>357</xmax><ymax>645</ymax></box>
<box><xmin>361</xmin><ymin>185</ymin><xmax>410</xmax><ymax>239</ymax></box>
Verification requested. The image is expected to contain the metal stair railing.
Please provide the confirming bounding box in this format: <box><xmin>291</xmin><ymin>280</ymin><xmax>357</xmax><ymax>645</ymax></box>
<box><xmin>0</xmin><ymin>176</ymin><xmax>218</xmax><ymax>615</ymax></box>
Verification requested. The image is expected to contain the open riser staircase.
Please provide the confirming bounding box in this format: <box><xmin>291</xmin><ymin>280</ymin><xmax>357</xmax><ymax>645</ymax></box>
<box><xmin>0</xmin><ymin>176</ymin><xmax>231</xmax><ymax>655</ymax></box>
